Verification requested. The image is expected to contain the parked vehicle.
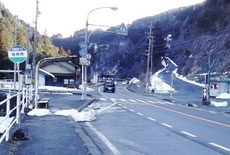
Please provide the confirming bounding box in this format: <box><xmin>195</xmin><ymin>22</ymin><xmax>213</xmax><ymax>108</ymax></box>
<box><xmin>103</xmin><ymin>82</ymin><xmax>115</xmax><ymax>93</ymax></box>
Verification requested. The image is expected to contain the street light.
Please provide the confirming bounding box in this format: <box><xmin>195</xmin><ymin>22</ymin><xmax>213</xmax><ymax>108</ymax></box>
<box><xmin>81</xmin><ymin>7</ymin><xmax>118</xmax><ymax>100</ymax></box>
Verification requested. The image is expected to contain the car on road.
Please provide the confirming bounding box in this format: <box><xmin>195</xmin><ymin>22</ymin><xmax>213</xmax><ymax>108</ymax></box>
<box><xmin>103</xmin><ymin>82</ymin><xmax>115</xmax><ymax>93</ymax></box>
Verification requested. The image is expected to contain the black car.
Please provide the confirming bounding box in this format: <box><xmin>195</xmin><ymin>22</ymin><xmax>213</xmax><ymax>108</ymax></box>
<box><xmin>103</xmin><ymin>82</ymin><xmax>115</xmax><ymax>93</ymax></box>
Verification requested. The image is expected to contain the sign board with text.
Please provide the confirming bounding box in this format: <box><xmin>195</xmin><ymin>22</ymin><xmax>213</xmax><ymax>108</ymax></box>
<box><xmin>8</xmin><ymin>45</ymin><xmax>27</xmax><ymax>63</ymax></box>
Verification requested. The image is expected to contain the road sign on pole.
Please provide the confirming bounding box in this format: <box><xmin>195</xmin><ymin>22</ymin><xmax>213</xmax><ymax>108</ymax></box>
<box><xmin>79</xmin><ymin>57</ymin><xmax>91</xmax><ymax>66</ymax></box>
<box><xmin>79</xmin><ymin>49</ymin><xmax>87</xmax><ymax>58</ymax></box>
<box><xmin>8</xmin><ymin>45</ymin><xmax>27</xmax><ymax>63</ymax></box>
<box><xmin>116</xmin><ymin>23</ymin><xmax>128</xmax><ymax>36</ymax></box>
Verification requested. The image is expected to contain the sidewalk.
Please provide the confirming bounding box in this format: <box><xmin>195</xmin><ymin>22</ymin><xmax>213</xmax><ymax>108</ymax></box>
<box><xmin>0</xmin><ymin>92</ymin><xmax>95</xmax><ymax>155</ymax></box>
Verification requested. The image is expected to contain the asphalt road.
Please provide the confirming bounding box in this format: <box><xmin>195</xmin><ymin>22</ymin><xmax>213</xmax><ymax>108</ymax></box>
<box><xmin>80</xmin><ymin>83</ymin><xmax>230</xmax><ymax>155</ymax></box>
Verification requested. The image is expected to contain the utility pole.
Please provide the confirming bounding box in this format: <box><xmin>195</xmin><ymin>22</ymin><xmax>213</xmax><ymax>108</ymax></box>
<box><xmin>13</xmin><ymin>16</ymin><xmax>18</xmax><ymax>90</ymax></box>
<box><xmin>32</xmin><ymin>0</ymin><xmax>39</xmax><ymax>81</ymax></box>
<box><xmin>145</xmin><ymin>22</ymin><xmax>154</xmax><ymax>93</ymax></box>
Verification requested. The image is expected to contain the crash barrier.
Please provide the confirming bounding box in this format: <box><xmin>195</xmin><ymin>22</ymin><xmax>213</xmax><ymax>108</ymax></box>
<box><xmin>0</xmin><ymin>85</ymin><xmax>33</xmax><ymax>143</ymax></box>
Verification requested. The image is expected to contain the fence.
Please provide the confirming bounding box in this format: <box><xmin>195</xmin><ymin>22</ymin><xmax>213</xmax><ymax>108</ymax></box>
<box><xmin>0</xmin><ymin>85</ymin><xmax>33</xmax><ymax>143</ymax></box>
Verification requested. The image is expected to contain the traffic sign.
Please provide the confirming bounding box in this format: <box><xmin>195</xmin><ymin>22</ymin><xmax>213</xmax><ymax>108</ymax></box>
<box><xmin>8</xmin><ymin>45</ymin><xmax>27</xmax><ymax>63</ymax></box>
<box><xmin>79</xmin><ymin>49</ymin><xmax>87</xmax><ymax>58</ymax></box>
<box><xmin>79</xmin><ymin>41</ymin><xmax>87</xmax><ymax>50</ymax></box>
<box><xmin>116</xmin><ymin>23</ymin><xmax>128</xmax><ymax>36</ymax></box>
<box><xmin>86</xmin><ymin>54</ymin><xmax>91</xmax><ymax>60</ymax></box>
<box><xmin>79</xmin><ymin>57</ymin><xmax>90</xmax><ymax>66</ymax></box>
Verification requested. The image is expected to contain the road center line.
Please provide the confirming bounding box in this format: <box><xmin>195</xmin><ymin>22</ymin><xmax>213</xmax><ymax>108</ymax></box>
<box><xmin>100</xmin><ymin>98</ymin><xmax>107</xmax><ymax>101</ymax></box>
<box><xmin>147</xmin><ymin>117</ymin><xmax>156</xmax><ymax>121</ymax></box>
<box><xmin>180</xmin><ymin>131</ymin><xmax>197</xmax><ymax>138</ymax></box>
<box><xmin>120</xmin><ymin>99</ymin><xmax>126</xmax><ymax>102</ymax></box>
<box><xmin>85</xmin><ymin>122</ymin><xmax>120</xmax><ymax>155</ymax></box>
<box><xmin>209</xmin><ymin>142</ymin><xmax>230</xmax><ymax>152</ymax></box>
<box><xmin>137</xmin><ymin>112</ymin><xmax>144</xmax><ymax>116</ymax></box>
<box><xmin>161</xmin><ymin>123</ymin><xmax>173</xmax><ymax>128</ymax></box>
<box><xmin>146</xmin><ymin>102</ymin><xmax>230</xmax><ymax>128</ymax></box>
<box><xmin>129</xmin><ymin>109</ymin><xmax>134</xmax><ymax>112</ymax></box>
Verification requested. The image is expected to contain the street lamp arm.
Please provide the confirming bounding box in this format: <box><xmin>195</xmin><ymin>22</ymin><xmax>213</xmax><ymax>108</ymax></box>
<box><xmin>87</xmin><ymin>7</ymin><xmax>118</xmax><ymax>22</ymax></box>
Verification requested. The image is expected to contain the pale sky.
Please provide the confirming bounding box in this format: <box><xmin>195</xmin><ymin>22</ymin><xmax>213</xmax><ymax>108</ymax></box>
<box><xmin>1</xmin><ymin>0</ymin><xmax>205</xmax><ymax>38</ymax></box>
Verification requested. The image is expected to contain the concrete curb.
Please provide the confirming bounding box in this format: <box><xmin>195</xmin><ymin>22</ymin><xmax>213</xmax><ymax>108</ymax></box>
<box><xmin>77</xmin><ymin>99</ymin><xmax>98</xmax><ymax>112</ymax></box>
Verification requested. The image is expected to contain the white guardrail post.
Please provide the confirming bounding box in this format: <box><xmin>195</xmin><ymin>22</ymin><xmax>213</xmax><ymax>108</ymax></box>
<box><xmin>16</xmin><ymin>92</ymin><xmax>20</xmax><ymax>124</ymax></box>
<box><xmin>21</xmin><ymin>87</ymin><xmax>25</xmax><ymax>113</ymax></box>
<box><xmin>5</xmin><ymin>93</ymin><xmax>10</xmax><ymax>141</ymax></box>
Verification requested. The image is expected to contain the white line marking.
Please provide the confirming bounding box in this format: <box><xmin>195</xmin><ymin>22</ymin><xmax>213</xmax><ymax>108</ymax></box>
<box><xmin>100</xmin><ymin>98</ymin><xmax>107</xmax><ymax>101</ymax></box>
<box><xmin>161</xmin><ymin>123</ymin><xmax>173</xmax><ymax>128</ymax></box>
<box><xmin>110</xmin><ymin>98</ymin><xmax>117</xmax><ymax>101</ymax></box>
<box><xmin>137</xmin><ymin>112</ymin><xmax>144</xmax><ymax>116</ymax></box>
<box><xmin>181</xmin><ymin>131</ymin><xmax>197</xmax><ymax>138</ymax></box>
<box><xmin>147</xmin><ymin>117</ymin><xmax>156</xmax><ymax>121</ymax></box>
<box><xmin>98</xmin><ymin>102</ymin><xmax>117</xmax><ymax>114</ymax></box>
<box><xmin>209</xmin><ymin>142</ymin><xmax>230</xmax><ymax>152</ymax></box>
<box><xmin>85</xmin><ymin>122</ymin><xmax>120</xmax><ymax>155</ymax></box>
<box><xmin>129</xmin><ymin>99</ymin><xmax>137</xmax><ymax>102</ymax></box>
<box><xmin>129</xmin><ymin>109</ymin><xmax>134</xmax><ymax>112</ymax></box>
<box><xmin>135</xmin><ymin>99</ymin><xmax>146</xmax><ymax>103</ymax></box>
<box><xmin>117</xmin><ymin>104</ymin><xmax>121</xmax><ymax>106</ymax></box>
<box><xmin>148</xmin><ymin>101</ymin><xmax>156</xmax><ymax>104</ymax></box>
<box><xmin>120</xmin><ymin>99</ymin><xmax>126</xmax><ymax>102</ymax></box>
<box><xmin>208</xmin><ymin>111</ymin><xmax>217</xmax><ymax>114</ymax></box>
<box><xmin>123</xmin><ymin>106</ymin><xmax>127</xmax><ymax>109</ymax></box>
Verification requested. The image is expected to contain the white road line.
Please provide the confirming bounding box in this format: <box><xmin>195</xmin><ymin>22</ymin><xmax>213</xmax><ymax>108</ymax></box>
<box><xmin>148</xmin><ymin>101</ymin><xmax>156</xmax><ymax>104</ymax></box>
<box><xmin>208</xmin><ymin>111</ymin><xmax>217</xmax><ymax>114</ymax></box>
<box><xmin>120</xmin><ymin>99</ymin><xmax>126</xmax><ymax>102</ymax></box>
<box><xmin>100</xmin><ymin>98</ymin><xmax>107</xmax><ymax>101</ymax></box>
<box><xmin>209</xmin><ymin>142</ymin><xmax>230</xmax><ymax>152</ymax></box>
<box><xmin>137</xmin><ymin>112</ymin><xmax>144</xmax><ymax>116</ymax></box>
<box><xmin>129</xmin><ymin>99</ymin><xmax>137</xmax><ymax>103</ymax></box>
<box><xmin>129</xmin><ymin>109</ymin><xmax>134</xmax><ymax>112</ymax></box>
<box><xmin>118</xmin><ymin>104</ymin><xmax>121</xmax><ymax>106</ymax></box>
<box><xmin>135</xmin><ymin>99</ymin><xmax>146</xmax><ymax>103</ymax></box>
<box><xmin>98</xmin><ymin>102</ymin><xmax>117</xmax><ymax>114</ymax></box>
<box><xmin>161</xmin><ymin>123</ymin><xmax>173</xmax><ymax>128</ymax></box>
<box><xmin>85</xmin><ymin>122</ymin><xmax>120</xmax><ymax>155</ymax></box>
<box><xmin>147</xmin><ymin>117</ymin><xmax>156</xmax><ymax>121</ymax></box>
<box><xmin>123</xmin><ymin>106</ymin><xmax>127</xmax><ymax>109</ymax></box>
<box><xmin>110</xmin><ymin>98</ymin><xmax>117</xmax><ymax>101</ymax></box>
<box><xmin>180</xmin><ymin>131</ymin><xmax>197</xmax><ymax>138</ymax></box>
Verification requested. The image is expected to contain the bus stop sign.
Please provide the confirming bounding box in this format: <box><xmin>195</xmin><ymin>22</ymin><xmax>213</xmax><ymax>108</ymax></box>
<box><xmin>8</xmin><ymin>45</ymin><xmax>27</xmax><ymax>63</ymax></box>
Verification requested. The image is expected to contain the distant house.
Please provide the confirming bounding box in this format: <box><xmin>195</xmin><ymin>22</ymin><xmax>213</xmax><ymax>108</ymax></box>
<box><xmin>39</xmin><ymin>61</ymin><xmax>80</xmax><ymax>88</ymax></box>
<box><xmin>210</xmin><ymin>77</ymin><xmax>230</xmax><ymax>97</ymax></box>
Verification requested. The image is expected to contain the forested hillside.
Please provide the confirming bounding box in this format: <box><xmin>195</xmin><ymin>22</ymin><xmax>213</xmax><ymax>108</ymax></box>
<box><xmin>0</xmin><ymin>2</ymin><xmax>69</xmax><ymax>75</ymax></box>
<box><xmin>52</xmin><ymin>0</ymin><xmax>230</xmax><ymax>79</ymax></box>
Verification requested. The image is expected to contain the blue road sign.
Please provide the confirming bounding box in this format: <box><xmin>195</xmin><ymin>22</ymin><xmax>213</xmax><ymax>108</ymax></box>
<box><xmin>79</xmin><ymin>49</ymin><xmax>87</xmax><ymax>57</ymax></box>
<box><xmin>79</xmin><ymin>41</ymin><xmax>87</xmax><ymax>50</ymax></box>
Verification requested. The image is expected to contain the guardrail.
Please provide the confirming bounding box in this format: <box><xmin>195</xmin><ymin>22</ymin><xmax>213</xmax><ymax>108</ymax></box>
<box><xmin>0</xmin><ymin>85</ymin><xmax>33</xmax><ymax>143</ymax></box>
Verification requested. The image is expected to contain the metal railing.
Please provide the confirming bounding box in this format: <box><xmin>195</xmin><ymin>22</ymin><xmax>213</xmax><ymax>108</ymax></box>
<box><xmin>0</xmin><ymin>85</ymin><xmax>33</xmax><ymax>143</ymax></box>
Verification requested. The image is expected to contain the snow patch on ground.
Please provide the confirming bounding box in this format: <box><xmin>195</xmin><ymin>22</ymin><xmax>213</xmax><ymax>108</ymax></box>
<box><xmin>39</xmin><ymin>85</ymin><xmax>94</xmax><ymax>92</ymax></box>
<box><xmin>0</xmin><ymin>117</ymin><xmax>14</xmax><ymax>133</ymax></box>
<box><xmin>216</xmin><ymin>93</ymin><xmax>230</xmax><ymax>99</ymax></box>
<box><xmin>54</xmin><ymin>109</ymin><xmax>97</xmax><ymax>122</ymax></box>
<box><xmin>129</xmin><ymin>77</ymin><xmax>140</xmax><ymax>84</ymax></box>
<box><xmin>173</xmin><ymin>68</ymin><xmax>204</xmax><ymax>88</ymax></box>
<box><xmin>149</xmin><ymin>68</ymin><xmax>174</xmax><ymax>93</ymax></box>
<box><xmin>210</xmin><ymin>101</ymin><xmax>228</xmax><ymax>107</ymax></box>
<box><xmin>27</xmin><ymin>109</ymin><xmax>51</xmax><ymax>116</ymax></box>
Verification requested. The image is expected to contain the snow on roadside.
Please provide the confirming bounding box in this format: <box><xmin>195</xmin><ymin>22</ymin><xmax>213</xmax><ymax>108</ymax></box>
<box><xmin>173</xmin><ymin>69</ymin><xmax>204</xmax><ymax>87</ymax></box>
<box><xmin>27</xmin><ymin>109</ymin><xmax>50</xmax><ymax>116</ymax></box>
<box><xmin>129</xmin><ymin>77</ymin><xmax>140</xmax><ymax>84</ymax></box>
<box><xmin>210</xmin><ymin>101</ymin><xmax>228</xmax><ymax>107</ymax></box>
<box><xmin>39</xmin><ymin>86</ymin><xmax>81</xmax><ymax>92</ymax></box>
<box><xmin>0</xmin><ymin>117</ymin><xmax>14</xmax><ymax>133</ymax></box>
<box><xmin>54</xmin><ymin>109</ymin><xmax>97</xmax><ymax>122</ymax></box>
<box><xmin>149</xmin><ymin>67</ymin><xmax>174</xmax><ymax>93</ymax></box>
<box><xmin>27</xmin><ymin>108</ymin><xmax>97</xmax><ymax>122</ymax></box>
<box><xmin>216</xmin><ymin>93</ymin><xmax>230</xmax><ymax>99</ymax></box>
